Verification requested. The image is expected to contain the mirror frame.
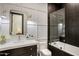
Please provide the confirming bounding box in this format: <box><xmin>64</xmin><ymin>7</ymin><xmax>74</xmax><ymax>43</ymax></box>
<box><xmin>10</xmin><ymin>11</ymin><xmax>24</xmax><ymax>35</ymax></box>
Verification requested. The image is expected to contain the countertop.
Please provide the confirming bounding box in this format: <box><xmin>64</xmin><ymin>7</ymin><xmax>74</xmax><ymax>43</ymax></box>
<box><xmin>50</xmin><ymin>41</ymin><xmax>79</xmax><ymax>56</ymax></box>
<box><xmin>0</xmin><ymin>40</ymin><xmax>38</xmax><ymax>51</ymax></box>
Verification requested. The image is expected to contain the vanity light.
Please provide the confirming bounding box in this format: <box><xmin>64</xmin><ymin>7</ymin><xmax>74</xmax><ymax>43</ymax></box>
<box><xmin>27</xmin><ymin>21</ymin><xmax>36</xmax><ymax>25</ymax></box>
<box><xmin>0</xmin><ymin>16</ymin><xmax>7</xmax><ymax>19</ymax></box>
<box><xmin>0</xmin><ymin>17</ymin><xmax>1</xmax><ymax>23</ymax></box>
<box><xmin>0</xmin><ymin>16</ymin><xmax>9</xmax><ymax>23</ymax></box>
<box><xmin>59</xmin><ymin>23</ymin><xmax>63</xmax><ymax>26</ymax></box>
<box><xmin>1</xmin><ymin>9</ymin><xmax>8</xmax><ymax>19</ymax></box>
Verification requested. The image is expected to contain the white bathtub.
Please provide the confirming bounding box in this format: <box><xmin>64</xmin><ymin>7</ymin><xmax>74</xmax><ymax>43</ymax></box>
<box><xmin>50</xmin><ymin>41</ymin><xmax>79</xmax><ymax>56</ymax></box>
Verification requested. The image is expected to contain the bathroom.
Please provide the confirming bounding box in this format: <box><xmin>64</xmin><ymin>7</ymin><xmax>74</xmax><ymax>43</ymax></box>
<box><xmin>0</xmin><ymin>3</ymin><xmax>79</xmax><ymax>56</ymax></box>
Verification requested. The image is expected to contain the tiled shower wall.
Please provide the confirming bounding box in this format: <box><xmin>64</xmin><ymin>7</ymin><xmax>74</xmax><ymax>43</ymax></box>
<box><xmin>0</xmin><ymin>4</ymin><xmax>47</xmax><ymax>49</ymax></box>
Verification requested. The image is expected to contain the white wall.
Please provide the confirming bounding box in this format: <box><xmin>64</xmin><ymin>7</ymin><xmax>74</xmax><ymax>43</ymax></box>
<box><xmin>0</xmin><ymin>3</ymin><xmax>47</xmax><ymax>43</ymax></box>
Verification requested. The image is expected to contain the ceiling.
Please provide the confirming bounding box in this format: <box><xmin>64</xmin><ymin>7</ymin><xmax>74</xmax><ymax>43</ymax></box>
<box><xmin>9</xmin><ymin>3</ymin><xmax>47</xmax><ymax>12</ymax></box>
<box><xmin>48</xmin><ymin>3</ymin><xmax>65</xmax><ymax>13</ymax></box>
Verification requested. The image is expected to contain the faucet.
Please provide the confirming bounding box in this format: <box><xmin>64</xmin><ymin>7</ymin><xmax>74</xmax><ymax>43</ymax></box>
<box><xmin>26</xmin><ymin>34</ymin><xmax>34</xmax><ymax>39</ymax></box>
<box><xmin>18</xmin><ymin>35</ymin><xmax>21</xmax><ymax>41</ymax></box>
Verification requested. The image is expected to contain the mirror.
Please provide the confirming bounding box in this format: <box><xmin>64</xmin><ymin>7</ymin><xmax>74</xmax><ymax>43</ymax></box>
<box><xmin>10</xmin><ymin>12</ymin><xmax>24</xmax><ymax>35</ymax></box>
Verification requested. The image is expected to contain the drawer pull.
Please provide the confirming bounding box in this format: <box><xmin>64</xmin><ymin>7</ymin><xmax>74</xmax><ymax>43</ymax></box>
<box><xmin>30</xmin><ymin>48</ymin><xmax>32</xmax><ymax>50</ymax></box>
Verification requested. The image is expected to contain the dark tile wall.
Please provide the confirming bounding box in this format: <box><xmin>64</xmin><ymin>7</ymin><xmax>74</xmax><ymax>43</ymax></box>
<box><xmin>65</xmin><ymin>3</ymin><xmax>79</xmax><ymax>47</ymax></box>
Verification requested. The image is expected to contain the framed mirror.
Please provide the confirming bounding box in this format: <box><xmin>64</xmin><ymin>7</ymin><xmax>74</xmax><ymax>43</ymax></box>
<box><xmin>10</xmin><ymin>11</ymin><xmax>24</xmax><ymax>35</ymax></box>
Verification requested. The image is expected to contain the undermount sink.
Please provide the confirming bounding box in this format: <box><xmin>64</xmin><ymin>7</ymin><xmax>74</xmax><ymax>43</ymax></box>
<box><xmin>0</xmin><ymin>39</ymin><xmax>37</xmax><ymax>47</ymax></box>
<box><xmin>0</xmin><ymin>39</ymin><xmax>24</xmax><ymax>46</ymax></box>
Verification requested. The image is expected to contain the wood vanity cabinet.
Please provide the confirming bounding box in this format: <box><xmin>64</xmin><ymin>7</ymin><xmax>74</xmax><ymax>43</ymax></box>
<box><xmin>48</xmin><ymin>45</ymin><xmax>73</xmax><ymax>56</ymax></box>
<box><xmin>0</xmin><ymin>45</ymin><xmax>37</xmax><ymax>56</ymax></box>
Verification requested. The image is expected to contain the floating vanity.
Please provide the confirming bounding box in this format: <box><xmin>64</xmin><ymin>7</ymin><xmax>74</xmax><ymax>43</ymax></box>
<box><xmin>0</xmin><ymin>40</ymin><xmax>38</xmax><ymax>56</ymax></box>
<box><xmin>49</xmin><ymin>41</ymin><xmax>79</xmax><ymax>56</ymax></box>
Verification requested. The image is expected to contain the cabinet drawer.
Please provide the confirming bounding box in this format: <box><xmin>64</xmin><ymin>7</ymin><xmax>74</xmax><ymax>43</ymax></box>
<box><xmin>24</xmin><ymin>45</ymin><xmax>37</xmax><ymax>56</ymax></box>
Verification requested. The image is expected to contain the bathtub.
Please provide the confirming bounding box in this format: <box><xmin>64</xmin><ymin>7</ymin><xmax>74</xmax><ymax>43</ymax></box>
<box><xmin>50</xmin><ymin>41</ymin><xmax>79</xmax><ymax>56</ymax></box>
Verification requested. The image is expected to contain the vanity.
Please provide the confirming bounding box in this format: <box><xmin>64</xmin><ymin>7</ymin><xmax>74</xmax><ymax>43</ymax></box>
<box><xmin>0</xmin><ymin>40</ymin><xmax>38</xmax><ymax>56</ymax></box>
<box><xmin>0</xmin><ymin>11</ymin><xmax>38</xmax><ymax>56</ymax></box>
<box><xmin>0</xmin><ymin>10</ymin><xmax>38</xmax><ymax>56</ymax></box>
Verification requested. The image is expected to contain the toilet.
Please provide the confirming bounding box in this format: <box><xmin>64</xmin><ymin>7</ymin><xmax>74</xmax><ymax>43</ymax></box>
<box><xmin>38</xmin><ymin>40</ymin><xmax>51</xmax><ymax>56</ymax></box>
<box><xmin>40</xmin><ymin>49</ymin><xmax>51</xmax><ymax>56</ymax></box>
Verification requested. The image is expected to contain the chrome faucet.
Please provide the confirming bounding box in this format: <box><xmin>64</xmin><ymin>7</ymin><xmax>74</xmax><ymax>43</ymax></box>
<box><xmin>18</xmin><ymin>35</ymin><xmax>21</xmax><ymax>40</ymax></box>
<box><xmin>26</xmin><ymin>34</ymin><xmax>34</xmax><ymax>38</ymax></box>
